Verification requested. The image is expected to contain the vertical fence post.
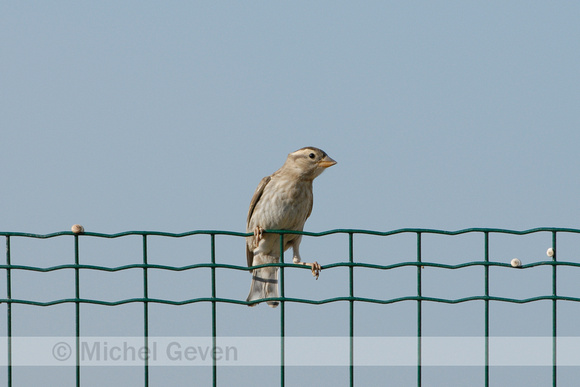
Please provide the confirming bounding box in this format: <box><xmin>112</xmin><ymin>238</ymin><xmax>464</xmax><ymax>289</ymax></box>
<box><xmin>211</xmin><ymin>234</ymin><xmax>217</xmax><ymax>387</ymax></box>
<box><xmin>484</xmin><ymin>232</ymin><xmax>489</xmax><ymax>387</ymax></box>
<box><xmin>5</xmin><ymin>236</ymin><xmax>12</xmax><ymax>387</ymax></box>
<box><xmin>279</xmin><ymin>233</ymin><xmax>285</xmax><ymax>387</ymax></box>
<box><xmin>552</xmin><ymin>231</ymin><xmax>557</xmax><ymax>387</ymax></box>
<box><xmin>74</xmin><ymin>234</ymin><xmax>81</xmax><ymax>387</ymax></box>
<box><xmin>348</xmin><ymin>232</ymin><xmax>354</xmax><ymax>387</ymax></box>
<box><xmin>416</xmin><ymin>232</ymin><xmax>422</xmax><ymax>387</ymax></box>
<box><xmin>142</xmin><ymin>235</ymin><xmax>149</xmax><ymax>387</ymax></box>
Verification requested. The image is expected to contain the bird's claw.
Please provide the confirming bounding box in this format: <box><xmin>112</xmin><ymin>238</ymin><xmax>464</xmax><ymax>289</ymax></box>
<box><xmin>310</xmin><ymin>261</ymin><xmax>321</xmax><ymax>280</ymax></box>
<box><xmin>253</xmin><ymin>226</ymin><xmax>264</xmax><ymax>248</ymax></box>
<box><xmin>296</xmin><ymin>261</ymin><xmax>322</xmax><ymax>279</ymax></box>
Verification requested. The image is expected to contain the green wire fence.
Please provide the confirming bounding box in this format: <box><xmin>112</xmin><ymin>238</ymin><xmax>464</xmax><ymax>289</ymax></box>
<box><xmin>2</xmin><ymin>227</ymin><xmax>580</xmax><ymax>386</ymax></box>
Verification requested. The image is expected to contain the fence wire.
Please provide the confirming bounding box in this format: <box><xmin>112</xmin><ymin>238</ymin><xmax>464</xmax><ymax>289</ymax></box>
<box><xmin>3</xmin><ymin>228</ymin><xmax>580</xmax><ymax>387</ymax></box>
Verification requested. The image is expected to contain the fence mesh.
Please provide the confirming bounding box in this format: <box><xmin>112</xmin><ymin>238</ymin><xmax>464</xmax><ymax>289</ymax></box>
<box><xmin>3</xmin><ymin>228</ymin><xmax>580</xmax><ymax>386</ymax></box>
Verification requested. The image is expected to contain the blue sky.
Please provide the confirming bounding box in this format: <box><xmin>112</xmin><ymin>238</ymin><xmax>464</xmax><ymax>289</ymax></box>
<box><xmin>1</xmin><ymin>2</ymin><xmax>580</xmax><ymax>386</ymax></box>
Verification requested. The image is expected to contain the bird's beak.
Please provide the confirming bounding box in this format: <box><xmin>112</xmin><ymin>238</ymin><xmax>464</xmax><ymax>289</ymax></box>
<box><xmin>318</xmin><ymin>156</ymin><xmax>337</xmax><ymax>169</ymax></box>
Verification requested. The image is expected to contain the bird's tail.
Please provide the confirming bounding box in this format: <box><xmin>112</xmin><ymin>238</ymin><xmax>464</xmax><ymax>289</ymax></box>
<box><xmin>246</xmin><ymin>266</ymin><xmax>279</xmax><ymax>308</ymax></box>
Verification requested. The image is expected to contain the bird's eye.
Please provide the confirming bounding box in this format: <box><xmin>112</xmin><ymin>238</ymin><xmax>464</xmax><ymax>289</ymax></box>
<box><xmin>309</xmin><ymin>153</ymin><xmax>315</xmax><ymax>159</ymax></box>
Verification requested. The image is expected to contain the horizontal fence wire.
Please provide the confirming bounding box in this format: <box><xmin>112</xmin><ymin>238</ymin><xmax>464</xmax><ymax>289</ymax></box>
<box><xmin>3</xmin><ymin>227</ymin><xmax>579</xmax><ymax>387</ymax></box>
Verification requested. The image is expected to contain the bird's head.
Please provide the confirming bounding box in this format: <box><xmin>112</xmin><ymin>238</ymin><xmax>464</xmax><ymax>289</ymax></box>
<box><xmin>282</xmin><ymin>147</ymin><xmax>337</xmax><ymax>180</ymax></box>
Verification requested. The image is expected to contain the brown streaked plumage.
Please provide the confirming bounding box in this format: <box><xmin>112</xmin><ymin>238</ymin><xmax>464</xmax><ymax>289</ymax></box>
<box><xmin>245</xmin><ymin>147</ymin><xmax>336</xmax><ymax>307</ymax></box>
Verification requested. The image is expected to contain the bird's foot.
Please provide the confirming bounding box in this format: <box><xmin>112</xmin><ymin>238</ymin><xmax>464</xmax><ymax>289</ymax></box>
<box><xmin>295</xmin><ymin>261</ymin><xmax>321</xmax><ymax>280</ymax></box>
<box><xmin>309</xmin><ymin>261</ymin><xmax>322</xmax><ymax>279</ymax></box>
<box><xmin>292</xmin><ymin>257</ymin><xmax>321</xmax><ymax>279</ymax></box>
<box><xmin>253</xmin><ymin>226</ymin><xmax>264</xmax><ymax>248</ymax></box>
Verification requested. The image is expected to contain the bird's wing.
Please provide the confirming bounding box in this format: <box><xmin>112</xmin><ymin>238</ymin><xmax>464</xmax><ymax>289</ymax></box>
<box><xmin>246</xmin><ymin>244</ymin><xmax>254</xmax><ymax>269</ymax></box>
<box><xmin>246</xmin><ymin>175</ymin><xmax>271</xmax><ymax>268</ymax></box>
<box><xmin>247</xmin><ymin>175</ymin><xmax>271</xmax><ymax>226</ymax></box>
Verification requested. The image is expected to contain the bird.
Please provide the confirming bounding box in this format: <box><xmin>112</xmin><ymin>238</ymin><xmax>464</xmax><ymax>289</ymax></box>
<box><xmin>245</xmin><ymin>146</ymin><xmax>337</xmax><ymax>307</ymax></box>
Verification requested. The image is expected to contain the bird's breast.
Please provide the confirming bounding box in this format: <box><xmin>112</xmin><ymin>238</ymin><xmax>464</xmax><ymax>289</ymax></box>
<box><xmin>249</xmin><ymin>178</ymin><xmax>313</xmax><ymax>231</ymax></box>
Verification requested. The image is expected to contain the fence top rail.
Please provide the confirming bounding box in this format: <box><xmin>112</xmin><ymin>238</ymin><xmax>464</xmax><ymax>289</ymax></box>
<box><xmin>1</xmin><ymin>227</ymin><xmax>579</xmax><ymax>239</ymax></box>
<box><xmin>2</xmin><ymin>260</ymin><xmax>580</xmax><ymax>273</ymax></box>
